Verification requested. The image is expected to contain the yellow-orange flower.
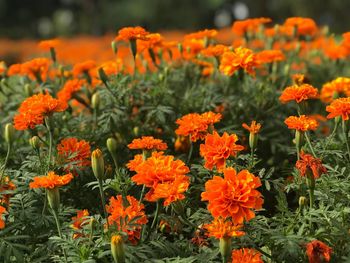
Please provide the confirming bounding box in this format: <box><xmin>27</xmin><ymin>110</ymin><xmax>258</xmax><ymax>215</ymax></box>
<box><xmin>320</xmin><ymin>77</ymin><xmax>350</xmax><ymax>103</ymax></box>
<box><xmin>284</xmin><ymin>115</ymin><xmax>319</xmax><ymax>131</ymax></box>
<box><xmin>283</xmin><ymin>17</ymin><xmax>317</xmax><ymax>36</ymax></box>
<box><xmin>242</xmin><ymin>121</ymin><xmax>261</xmax><ymax>134</ymax></box>
<box><xmin>326</xmin><ymin>97</ymin><xmax>350</xmax><ymax>121</ymax></box>
<box><xmin>201</xmin><ymin>44</ymin><xmax>229</xmax><ymax>58</ymax></box>
<box><xmin>71</xmin><ymin>209</ymin><xmax>90</xmax><ymax>239</ymax></box>
<box><xmin>306</xmin><ymin>240</ymin><xmax>332</xmax><ymax>263</ymax></box>
<box><xmin>256</xmin><ymin>49</ymin><xmax>285</xmax><ymax>64</ymax></box>
<box><xmin>57</xmin><ymin>79</ymin><xmax>86</xmax><ymax>102</ymax></box>
<box><xmin>72</xmin><ymin>60</ymin><xmax>96</xmax><ymax>78</ymax></box>
<box><xmin>232</xmin><ymin>18</ymin><xmax>271</xmax><ymax>36</ymax></box>
<box><xmin>116</xmin><ymin>26</ymin><xmax>150</xmax><ymax>41</ymax></box>
<box><xmin>201</xmin><ymin>167</ymin><xmax>263</xmax><ymax>224</ymax></box>
<box><xmin>279</xmin><ymin>84</ymin><xmax>319</xmax><ymax>104</ymax></box>
<box><xmin>128</xmin><ymin>136</ymin><xmax>168</xmax><ymax>151</ymax></box>
<box><xmin>126</xmin><ymin>154</ymin><xmax>144</xmax><ymax>171</ymax></box>
<box><xmin>29</xmin><ymin>171</ymin><xmax>73</xmax><ymax>189</ymax></box>
<box><xmin>231</xmin><ymin>248</ymin><xmax>263</xmax><ymax>263</ymax></box>
<box><xmin>13</xmin><ymin>93</ymin><xmax>68</xmax><ymax>130</ymax></box>
<box><xmin>21</xmin><ymin>58</ymin><xmax>51</xmax><ymax>81</ymax></box>
<box><xmin>106</xmin><ymin>195</ymin><xmax>147</xmax><ymax>244</ymax></box>
<box><xmin>184</xmin><ymin>29</ymin><xmax>218</xmax><ymax>40</ymax></box>
<box><xmin>219</xmin><ymin>47</ymin><xmax>258</xmax><ymax>76</ymax></box>
<box><xmin>200</xmin><ymin>131</ymin><xmax>244</xmax><ymax>171</ymax></box>
<box><xmin>0</xmin><ymin>177</ymin><xmax>16</xmax><ymax>206</ymax></box>
<box><xmin>38</xmin><ymin>39</ymin><xmax>60</xmax><ymax>50</ymax></box>
<box><xmin>296</xmin><ymin>151</ymin><xmax>327</xmax><ymax>179</ymax></box>
<box><xmin>131</xmin><ymin>152</ymin><xmax>190</xmax><ymax>206</ymax></box>
<box><xmin>204</xmin><ymin>217</ymin><xmax>244</xmax><ymax>239</ymax></box>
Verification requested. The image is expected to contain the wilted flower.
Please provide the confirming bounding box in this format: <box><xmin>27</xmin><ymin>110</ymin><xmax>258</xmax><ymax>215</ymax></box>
<box><xmin>306</xmin><ymin>240</ymin><xmax>332</xmax><ymax>263</ymax></box>
<box><xmin>296</xmin><ymin>151</ymin><xmax>327</xmax><ymax>179</ymax></box>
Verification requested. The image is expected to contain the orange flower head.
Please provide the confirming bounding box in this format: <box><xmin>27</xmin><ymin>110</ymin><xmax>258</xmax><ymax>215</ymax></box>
<box><xmin>201</xmin><ymin>44</ymin><xmax>229</xmax><ymax>58</ymax></box>
<box><xmin>72</xmin><ymin>60</ymin><xmax>96</xmax><ymax>78</ymax></box>
<box><xmin>320</xmin><ymin>77</ymin><xmax>350</xmax><ymax>103</ymax></box>
<box><xmin>0</xmin><ymin>206</ymin><xmax>6</xmax><ymax>229</ymax></box>
<box><xmin>296</xmin><ymin>151</ymin><xmax>327</xmax><ymax>179</ymax></box>
<box><xmin>71</xmin><ymin>209</ymin><xmax>90</xmax><ymax>230</ymax></box>
<box><xmin>232</xmin><ymin>18</ymin><xmax>271</xmax><ymax>36</ymax></box>
<box><xmin>7</xmin><ymin>63</ymin><xmax>22</xmax><ymax>76</ymax></box>
<box><xmin>126</xmin><ymin>154</ymin><xmax>144</xmax><ymax>171</ymax></box>
<box><xmin>0</xmin><ymin>176</ymin><xmax>16</xmax><ymax>206</ymax></box>
<box><xmin>106</xmin><ymin>195</ymin><xmax>147</xmax><ymax>244</ymax></box>
<box><xmin>201</xmin><ymin>167</ymin><xmax>263</xmax><ymax>224</ymax></box>
<box><xmin>219</xmin><ymin>47</ymin><xmax>258</xmax><ymax>76</ymax></box>
<box><xmin>284</xmin><ymin>115</ymin><xmax>319</xmax><ymax>132</ymax></box>
<box><xmin>204</xmin><ymin>217</ymin><xmax>244</xmax><ymax>239</ymax></box>
<box><xmin>128</xmin><ymin>136</ymin><xmax>168</xmax><ymax>151</ymax></box>
<box><xmin>279</xmin><ymin>84</ymin><xmax>319</xmax><ymax>104</ymax></box>
<box><xmin>116</xmin><ymin>26</ymin><xmax>150</xmax><ymax>41</ymax></box>
<box><xmin>29</xmin><ymin>171</ymin><xmax>73</xmax><ymax>189</ymax></box>
<box><xmin>326</xmin><ymin>97</ymin><xmax>350</xmax><ymax>121</ymax></box>
<box><xmin>21</xmin><ymin>58</ymin><xmax>51</xmax><ymax>81</ymax></box>
<box><xmin>284</xmin><ymin>17</ymin><xmax>317</xmax><ymax>36</ymax></box>
<box><xmin>184</xmin><ymin>29</ymin><xmax>218</xmax><ymax>40</ymax></box>
<box><xmin>256</xmin><ymin>49</ymin><xmax>285</xmax><ymax>64</ymax></box>
<box><xmin>57</xmin><ymin>137</ymin><xmax>91</xmax><ymax>172</ymax></box>
<box><xmin>131</xmin><ymin>152</ymin><xmax>190</xmax><ymax>206</ymax></box>
<box><xmin>292</xmin><ymin>74</ymin><xmax>308</xmax><ymax>86</ymax></box>
<box><xmin>242</xmin><ymin>121</ymin><xmax>261</xmax><ymax>134</ymax></box>
<box><xmin>38</xmin><ymin>39</ymin><xmax>60</xmax><ymax>50</ymax></box>
<box><xmin>231</xmin><ymin>248</ymin><xmax>264</xmax><ymax>263</ymax></box>
<box><xmin>306</xmin><ymin>240</ymin><xmax>332</xmax><ymax>263</ymax></box>
<box><xmin>13</xmin><ymin>92</ymin><xmax>68</xmax><ymax>130</ymax></box>
<box><xmin>200</xmin><ymin>131</ymin><xmax>244</xmax><ymax>171</ymax></box>
<box><xmin>57</xmin><ymin>79</ymin><xmax>86</xmax><ymax>102</ymax></box>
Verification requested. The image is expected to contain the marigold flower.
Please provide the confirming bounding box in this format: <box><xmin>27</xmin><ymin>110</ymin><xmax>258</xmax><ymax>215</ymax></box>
<box><xmin>219</xmin><ymin>47</ymin><xmax>258</xmax><ymax>76</ymax></box>
<box><xmin>231</xmin><ymin>248</ymin><xmax>264</xmax><ymax>263</ymax></box>
<box><xmin>7</xmin><ymin>63</ymin><xmax>22</xmax><ymax>76</ymax></box>
<box><xmin>320</xmin><ymin>77</ymin><xmax>350</xmax><ymax>103</ymax></box>
<box><xmin>57</xmin><ymin>137</ymin><xmax>91</xmax><ymax>172</ymax></box>
<box><xmin>106</xmin><ymin>195</ymin><xmax>147</xmax><ymax>244</ymax></box>
<box><xmin>131</xmin><ymin>152</ymin><xmax>190</xmax><ymax>206</ymax></box>
<box><xmin>201</xmin><ymin>45</ymin><xmax>229</xmax><ymax>58</ymax></box>
<box><xmin>116</xmin><ymin>26</ymin><xmax>150</xmax><ymax>41</ymax></box>
<box><xmin>71</xmin><ymin>209</ymin><xmax>90</xmax><ymax>239</ymax></box>
<box><xmin>21</xmin><ymin>58</ymin><xmax>51</xmax><ymax>81</ymax></box>
<box><xmin>185</xmin><ymin>29</ymin><xmax>218</xmax><ymax>40</ymax></box>
<box><xmin>200</xmin><ymin>131</ymin><xmax>244</xmax><ymax>171</ymax></box>
<box><xmin>29</xmin><ymin>171</ymin><xmax>73</xmax><ymax>189</ymax></box>
<box><xmin>279</xmin><ymin>84</ymin><xmax>319</xmax><ymax>104</ymax></box>
<box><xmin>13</xmin><ymin>93</ymin><xmax>68</xmax><ymax>130</ymax></box>
<box><xmin>38</xmin><ymin>39</ymin><xmax>60</xmax><ymax>50</ymax></box>
<box><xmin>128</xmin><ymin>136</ymin><xmax>168</xmax><ymax>151</ymax></box>
<box><xmin>175</xmin><ymin>112</ymin><xmax>222</xmax><ymax>142</ymax></box>
<box><xmin>296</xmin><ymin>151</ymin><xmax>327</xmax><ymax>179</ymax></box>
<box><xmin>0</xmin><ymin>205</ymin><xmax>6</xmax><ymax>229</ymax></box>
<box><xmin>283</xmin><ymin>17</ymin><xmax>317</xmax><ymax>36</ymax></box>
<box><xmin>126</xmin><ymin>154</ymin><xmax>144</xmax><ymax>171</ymax></box>
<box><xmin>182</xmin><ymin>38</ymin><xmax>206</xmax><ymax>59</ymax></box>
<box><xmin>57</xmin><ymin>79</ymin><xmax>86</xmax><ymax>102</ymax></box>
<box><xmin>306</xmin><ymin>240</ymin><xmax>332</xmax><ymax>263</ymax></box>
<box><xmin>0</xmin><ymin>176</ymin><xmax>16</xmax><ymax>206</ymax></box>
<box><xmin>326</xmin><ymin>97</ymin><xmax>350</xmax><ymax>121</ymax></box>
<box><xmin>256</xmin><ymin>49</ymin><xmax>285</xmax><ymax>64</ymax></box>
<box><xmin>201</xmin><ymin>167</ymin><xmax>263</xmax><ymax>224</ymax></box>
<box><xmin>284</xmin><ymin>115</ymin><xmax>319</xmax><ymax>131</ymax></box>
<box><xmin>72</xmin><ymin>60</ymin><xmax>96</xmax><ymax>78</ymax></box>
<box><xmin>292</xmin><ymin>74</ymin><xmax>308</xmax><ymax>86</ymax></box>
<box><xmin>242</xmin><ymin>121</ymin><xmax>261</xmax><ymax>134</ymax></box>
<box><xmin>204</xmin><ymin>217</ymin><xmax>244</xmax><ymax>239</ymax></box>
<box><xmin>232</xmin><ymin>18</ymin><xmax>271</xmax><ymax>36</ymax></box>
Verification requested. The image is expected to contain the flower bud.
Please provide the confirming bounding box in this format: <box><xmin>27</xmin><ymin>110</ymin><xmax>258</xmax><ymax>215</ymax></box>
<box><xmin>133</xmin><ymin>127</ymin><xmax>139</xmax><ymax>137</ymax></box>
<box><xmin>24</xmin><ymin>84</ymin><xmax>33</xmax><ymax>97</ymax></box>
<box><xmin>177</xmin><ymin>43</ymin><xmax>183</xmax><ymax>53</ymax></box>
<box><xmin>107</xmin><ymin>138</ymin><xmax>118</xmax><ymax>154</ymax></box>
<box><xmin>91</xmin><ymin>92</ymin><xmax>100</xmax><ymax>110</ymax></box>
<box><xmin>91</xmin><ymin>149</ymin><xmax>105</xmax><ymax>180</ymax></box>
<box><xmin>111</xmin><ymin>41</ymin><xmax>118</xmax><ymax>55</ymax></box>
<box><xmin>29</xmin><ymin>136</ymin><xmax>40</xmax><ymax>150</ymax></box>
<box><xmin>306</xmin><ymin>170</ymin><xmax>315</xmax><ymax>190</ymax></box>
<box><xmin>111</xmin><ymin>235</ymin><xmax>125</xmax><ymax>263</ymax></box>
<box><xmin>4</xmin><ymin>123</ymin><xmax>15</xmax><ymax>145</ymax></box>
<box><xmin>219</xmin><ymin>237</ymin><xmax>231</xmax><ymax>262</ymax></box>
<box><xmin>295</xmin><ymin>130</ymin><xmax>304</xmax><ymax>154</ymax></box>
<box><xmin>299</xmin><ymin>196</ymin><xmax>307</xmax><ymax>209</ymax></box>
<box><xmin>249</xmin><ymin>132</ymin><xmax>258</xmax><ymax>152</ymax></box>
<box><xmin>47</xmin><ymin>187</ymin><xmax>60</xmax><ymax>212</ymax></box>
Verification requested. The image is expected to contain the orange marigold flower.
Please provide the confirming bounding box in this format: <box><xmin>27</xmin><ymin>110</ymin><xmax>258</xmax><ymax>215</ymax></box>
<box><xmin>231</xmin><ymin>248</ymin><xmax>264</xmax><ymax>263</ymax></box>
<box><xmin>13</xmin><ymin>93</ymin><xmax>68</xmax><ymax>130</ymax></box>
<box><xmin>284</xmin><ymin>115</ymin><xmax>319</xmax><ymax>131</ymax></box>
<box><xmin>106</xmin><ymin>195</ymin><xmax>148</xmax><ymax>244</ymax></box>
<box><xmin>204</xmin><ymin>217</ymin><xmax>244</xmax><ymax>239</ymax></box>
<box><xmin>292</xmin><ymin>74</ymin><xmax>308</xmax><ymax>86</ymax></box>
<box><xmin>201</xmin><ymin>167</ymin><xmax>263</xmax><ymax>224</ymax></box>
<box><xmin>201</xmin><ymin>44</ymin><xmax>229</xmax><ymax>58</ymax></box>
<box><xmin>184</xmin><ymin>29</ymin><xmax>218</xmax><ymax>40</ymax></box>
<box><xmin>219</xmin><ymin>47</ymin><xmax>258</xmax><ymax>76</ymax></box>
<box><xmin>126</xmin><ymin>154</ymin><xmax>144</xmax><ymax>171</ymax></box>
<box><xmin>201</xmin><ymin>111</ymin><xmax>223</xmax><ymax>125</ymax></box>
<box><xmin>283</xmin><ymin>17</ymin><xmax>317</xmax><ymax>36</ymax></box>
<box><xmin>306</xmin><ymin>240</ymin><xmax>332</xmax><ymax>263</ymax></box>
<box><xmin>57</xmin><ymin>79</ymin><xmax>86</xmax><ymax>102</ymax></box>
<box><xmin>296</xmin><ymin>151</ymin><xmax>327</xmax><ymax>179</ymax></box>
<box><xmin>116</xmin><ymin>26</ymin><xmax>150</xmax><ymax>41</ymax></box>
<box><xmin>72</xmin><ymin>60</ymin><xmax>96</xmax><ymax>78</ymax></box>
<box><xmin>320</xmin><ymin>77</ymin><xmax>350</xmax><ymax>103</ymax></box>
<box><xmin>256</xmin><ymin>49</ymin><xmax>285</xmax><ymax>64</ymax></box>
<box><xmin>7</xmin><ymin>63</ymin><xmax>22</xmax><ymax>76</ymax></box>
<box><xmin>0</xmin><ymin>177</ymin><xmax>16</xmax><ymax>206</ymax></box>
<box><xmin>232</xmin><ymin>18</ymin><xmax>271</xmax><ymax>36</ymax></box>
<box><xmin>326</xmin><ymin>97</ymin><xmax>350</xmax><ymax>121</ymax></box>
<box><xmin>0</xmin><ymin>206</ymin><xmax>6</xmax><ymax>229</ymax></box>
<box><xmin>38</xmin><ymin>39</ymin><xmax>60</xmax><ymax>50</ymax></box>
<box><xmin>128</xmin><ymin>136</ymin><xmax>168</xmax><ymax>151</ymax></box>
<box><xmin>21</xmin><ymin>57</ymin><xmax>51</xmax><ymax>81</ymax></box>
<box><xmin>279</xmin><ymin>84</ymin><xmax>319</xmax><ymax>104</ymax></box>
<box><xmin>182</xmin><ymin>38</ymin><xmax>206</xmax><ymax>59</ymax></box>
<box><xmin>200</xmin><ymin>131</ymin><xmax>244</xmax><ymax>171</ymax></box>
<box><xmin>29</xmin><ymin>171</ymin><xmax>73</xmax><ymax>189</ymax></box>
<box><xmin>242</xmin><ymin>121</ymin><xmax>261</xmax><ymax>134</ymax></box>
<box><xmin>71</xmin><ymin>209</ymin><xmax>90</xmax><ymax>230</ymax></box>
<box><xmin>131</xmin><ymin>152</ymin><xmax>190</xmax><ymax>206</ymax></box>
<box><xmin>57</xmin><ymin>137</ymin><xmax>91</xmax><ymax>172</ymax></box>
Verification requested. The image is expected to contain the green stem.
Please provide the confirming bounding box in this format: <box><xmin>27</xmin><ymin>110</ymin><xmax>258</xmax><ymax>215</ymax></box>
<box><xmin>304</xmin><ymin>132</ymin><xmax>317</xmax><ymax>157</ymax></box>
<box><xmin>139</xmin><ymin>185</ymin><xmax>146</xmax><ymax>203</ymax></box>
<box><xmin>41</xmin><ymin>189</ymin><xmax>48</xmax><ymax>216</ymax></box>
<box><xmin>186</xmin><ymin>140</ymin><xmax>193</xmax><ymax>164</ymax></box>
<box><xmin>342</xmin><ymin>120</ymin><xmax>350</xmax><ymax>161</ymax></box>
<box><xmin>321</xmin><ymin>121</ymin><xmax>339</xmax><ymax>158</ymax></box>
<box><xmin>0</xmin><ymin>143</ymin><xmax>11</xmax><ymax>182</ymax></box>
<box><xmin>145</xmin><ymin>201</ymin><xmax>161</xmax><ymax>241</ymax></box>
<box><xmin>98</xmin><ymin>179</ymin><xmax>109</xmax><ymax>232</ymax></box>
<box><xmin>45</xmin><ymin>118</ymin><xmax>53</xmax><ymax>171</ymax></box>
<box><xmin>52</xmin><ymin>209</ymin><xmax>68</xmax><ymax>262</ymax></box>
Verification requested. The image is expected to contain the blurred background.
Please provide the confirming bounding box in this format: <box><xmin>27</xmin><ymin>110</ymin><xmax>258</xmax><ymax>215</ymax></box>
<box><xmin>0</xmin><ymin>0</ymin><xmax>349</xmax><ymax>39</ymax></box>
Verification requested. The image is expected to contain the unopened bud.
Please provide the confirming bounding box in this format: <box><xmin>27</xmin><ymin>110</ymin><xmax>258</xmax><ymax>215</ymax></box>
<box><xmin>219</xmin><ymin>237</ymin><xmax>231</xmax><ymax>262</ymax></box>
<box><xmin>24</xmin><ymin>84</ymin><xmax>33</xmax><ymax>97</ymax></box>
<box><xmin>107</xmin><ymin>138</ymin><xmax>118</xmax><ymax>154</ymax></box>
<box><xmin>4</xmin><ymin>123</ymin><xmax>15</xmax><ymax>145</ymax></box>
<box><xmin>47</xmin><ymin>187</ymin><xmax>60</xmax><ymax>212</ymax></box>
<box><xmin>133</xmin><ymin>127</ymin><xmax>139</xmax><ymax>137</ymax></box>
<box><xmin>111</xmin><ymin>235</ymin><xmax>125</xmax><ymax>263</ymax></box>
<box><xmin>299</xmin><ymin>196</ymin><xmax>307</xmax><ymax>209</ymax></box>
<box><xmin>91</xmin><ymin>149</ymin><xmax>105</xmax><ymax>180</ymax></box>
<box><xmin>295</xmin><ymin>130</ymin><xmax>304</xmax><ymax>154</ymax></box>
<box><xmin>29</xmin><ymin>136</ymin><xmax>40</xmax><ymax>150</ymax></box>
<box><xmin>111</xmin><ymin>41</ymin><xmax>118</xmax><ymax>55</ymax></box>
<box><xmin>91</xmin><ymin>92</ymin><xmax>100</xmax><ymax>110</ymax></box>
<box><xmin>249</xmin><ymin>133</ymin><xmax>258</xmax><ymax>152</ymax></box>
